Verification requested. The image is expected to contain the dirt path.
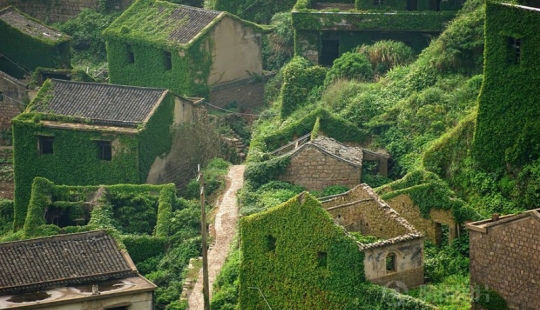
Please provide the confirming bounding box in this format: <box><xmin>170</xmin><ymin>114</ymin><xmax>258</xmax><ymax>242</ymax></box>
<box><xmin>187</xmin><ymin>164</ymin><xmax>244</xmax><ymax>310</ymax></box>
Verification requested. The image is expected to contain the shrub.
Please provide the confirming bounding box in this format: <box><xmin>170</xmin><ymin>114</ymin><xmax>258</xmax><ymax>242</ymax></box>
<box><xmin>358</xmin><ymin>40</ymin><xmax>415</xmax><ymax>78</ymax></box>
<box><xmin>263</xmin><ymin>12</ymin><xmax>294</xmax><ymax>71</ymax></box>
<box><xmin>324</xmin><ymin>52</ymin><xmax>373</xmax><ymax>86</ymax></box>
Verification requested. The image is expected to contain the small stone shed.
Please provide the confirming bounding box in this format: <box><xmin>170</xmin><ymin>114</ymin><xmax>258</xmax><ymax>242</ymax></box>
<box><xmin>466</xmin><ymin>209</ymin><xmax>540</xmax><ymax>310</ymax></box>
<box><xmin>0</xmin><ymin>6</ymin><xmax>71</xmax><ymax>78</ymax></box>
<box><xmin>0</xmin><ymin>230</ymin><xmax>156</xmax><ymax>309</ymax></box>
<box><xmin>12</xmin><ymin>79</ymin><xmax>198</xmax><ymax>228</ymax></box>
<box><xmin>320</xmin><ymin>184</ymin><xmax>424</xmax><ymax>289</ymax></box>
<box><xmin>104</xmin><ymin>0</ymin><xmax>266</xmax><ymax>109</ymax></box>
<box><xmin>278</xmin><ymin>136</ymin><xmax>389</xmax><ymax>191</ymax></box>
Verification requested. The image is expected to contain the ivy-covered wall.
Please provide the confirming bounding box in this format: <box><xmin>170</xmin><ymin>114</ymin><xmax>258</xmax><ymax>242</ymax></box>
<box><xmin>473</xmin><ymin>2</ymin><xmax>540</xmax><ymax>172</ymax></box>
<box><xmin>210</xmin><ymin>0</ymin><xmax>297</xmax><ymax>23</ymax></box>
<box><xmin>239</xmin><ymin>193</ymin><xmax>366</xmax><ymax>309</ymax></box>
<box><xmin>292</xmin><ymin>8</ymin><xmax>457</xmax><ymax>63</ymax></box>
<box><xmin>0</xmin><ymin>7</ymin><xmax>71</xmax><ymax>78</ymax></box>
<box><xmin>11</xmin><ymin>80</ymin><xmax>175</xmax><ymax>230</ymax></box>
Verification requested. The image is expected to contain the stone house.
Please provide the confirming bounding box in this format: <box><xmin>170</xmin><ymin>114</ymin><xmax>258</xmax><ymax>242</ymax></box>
<box><xmin>0</xmin><ymin>230</ymin><xmax>156</xmax><ymax>309</ymax></box>
<box><xmin>0</xmin><ymin>70</ymin><xmax>27</xmax><ymax>144</ymax></box>
<box><xmin>278</xmin><ymin>136</ymin><xmax>389</xmax><ymax>191</ymax></box>
<box><xmin>11</xmin><ymin>79</ymin><xmax>199</xmax><ymax>229</ymax></box>
<box><xmin>104</xmin><ymin>0</ymin><xmax>266</xmax><ymax>110</ymax></box>
<box><xmin>320</xmin><ymin>184</ymin><xmax>425</xmax><ymax>289</ymax></box>
<box><xmin>239</xmin><ymin>190</ymin><xmax>424</xmax><ymax>308</ymax></box>
<box><xmin>0</xmin><ymin>6</ymin><xmax>71</xmax><ymax>78</ymax></box>
<box><xmin>292</xmin><ymin>0</ymin><xmax>462</xmax><ymax>65</ymax></box>
<box><xmin>466</xmin><ymin>209</ymin><xmax>540</xmax><ymax>310</ymax></box>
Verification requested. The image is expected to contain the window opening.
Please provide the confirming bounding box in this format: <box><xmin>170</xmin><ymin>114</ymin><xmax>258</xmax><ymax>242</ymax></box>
<box><xmin>106</xmin><ymin>306</ymin><xmax>129</xmax><ymax>310</ymax></box>
<box><xmin>374</xmin><ymin>0</ymin><xmax>384</xmax><ymax>4</ymax></box>
<box><xmin>97</xmin><ymin>140</ymin><xmax>112</xmax><ymax>161</ymax></box>
<box><xmin>164</xmin><ymin>51</ymin><xmax>172</xmax><ymax>70</ymax></box>
<box><xmin>320</xmin><ymin>39</ymin><xmax>340</xmax><ymax>66</ymax></box>
<box><xmin>386</xmin><ymin>252</ymin><xmax>396</xmax><ymax>273</ymax></box>
<box><xmin>265</xmin><ymin>235</ymin><xmax>276</xmax><ymax>253</ymax></box>
<box><xmin>317</xmin><ymin>252</ymin><xmax>327</xmax><ymax>268</ymax></box>
<box><xmin>127</xmin><ymin>46</ymin><xmax>134</xmax><ymax>63</ymax></box>
<box><xmin>38</xmin><ymin>136</ymin><xmax>54</xmax><ymax>154</ymax></box>
<box><xmin>0</xmin><ymin>91</ymin><xmax>3</xmax><ymax>101</ymax></box>
<box><xmin>509</xmin><ymin>37</ymin><xmax>521</xmax><ymax>64</ymax></box>
<box><xmin>406</xmin><ymin>0</ymin><xmax>418</xmax><ymax>10</ymax></box>
<box><xmin>435</xmin><ymin>223</ymin><xmax>450</xmax><ymax>246</ymax></box>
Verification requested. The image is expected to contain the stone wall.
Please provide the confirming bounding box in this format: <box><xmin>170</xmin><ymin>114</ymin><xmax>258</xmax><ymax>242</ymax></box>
<box><xmin>0</xmin><ymin>72</ymin><xmax>27</xmax><ymax>145</ymax></box>
<box><xmin>209</xmin><ymin>76</ymin><xmax>265</xmax><ymax>112</ymax></box>
<box><xmin>279</xmin><ymin>144</ymin><xmax>361</xmax><ymax>191</ymax></box>
<box><xmin>387</xmin><ymin>194</ymin><xmax>457</xmax><ymax>245</ymax></box>
<box><xmin>322</xmin><ymin>185</ymin><xmax>410</xmax><ymax>239</ymax></box>
<box><xmin>363</xmin><ymin>238</ymin><xmax>424</xmax><ymax>290</ymax></box>
<box><xmin>467</xmin><ymin>211</ymin><xmax>540</xmax><ymax>310</ymax></box>
<box><xmin>0</xmin><ymin>0</ymin><xmax>132</xmax><ymax>22</ymax></box>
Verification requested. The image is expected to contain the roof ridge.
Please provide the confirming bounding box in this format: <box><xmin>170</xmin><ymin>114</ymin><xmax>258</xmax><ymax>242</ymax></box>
<box><xmin>0</xmin><ymin>230</ymin><xmax>108</xmax><ymax>247</ymax></box>
<box><xmin>50</xmin><ymin>79</ymin><xmax>169</xmax><ymax>92</ymax></box>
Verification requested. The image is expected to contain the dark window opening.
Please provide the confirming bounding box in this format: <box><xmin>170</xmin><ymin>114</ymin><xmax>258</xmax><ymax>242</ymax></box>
<box><xmin>106</xmin><ymin>306</ymin><xmax>129</xmax><ymax>310</ymax></box>
<box><xmin>320</xmin><ymin>39</ymin><xmax>340</xmax><ymax>67</ymax></box>
<box><xmin>0</xmin><ymin>91</ymin><xmax>3</xmax><ymax>101</ymax></box>
<box><xmin>374</xmin><ymin>0</ymin><xmax>384</xmax><ymax>4</ymax></box>
<box><xmin>97</xmin><ymin>140</ymin><xmax>112</xmax><ymax>161</ymax></box>
<box><xmin>386</xmin><ymin>252</ymin><xmax>396</xmax><ymax>272</ymax></box>
<box><xmin>430</xmin><ymin>0</ymin><xmax>440</xmax><ymax>11</ymax></box>
<box><xmin>45</xmin><ymin>206</ymin><xmax>90</xmax><ymax>228</ymax></box>
<box><xmin>127</xmin><ymin>46</ymin><xmax>135</xmax><ymax>64</ymax></box>
<box><xmin>38</xmin><ymin>136</ymin><xmax>54</xmax><ymax>154</ymax></box>
<box><xmin>509</xmin><ymin>37</ymin><xmax>521</xmax><ymax>65</ymax></box>
<box><xmin>526</xmin><ymin>0</ymin><xmax>540</xmax><ymax>7</ymax></box>
<box><xmin>435</xmin><ymin>223</ymin><xmax>450</xmax><ymax>246</ymax></box>
<box><xmin>265</xmin><ymin>235</ymin><xmax>276</xmax><ymax>253</ymax></box>
<box><xmin>164</xmin><ymin>51</ymin><xmax>172</xmax><ymax>70</ymax></box>
<box><xmin>406</xmin><ymin>0</ymin><xmax>418</xmax><ymax>10</ymax></box>
<box><xmin>317</xmin><ymin>252</ymin><xmax>327</xmax><ymax>268</ymax></box>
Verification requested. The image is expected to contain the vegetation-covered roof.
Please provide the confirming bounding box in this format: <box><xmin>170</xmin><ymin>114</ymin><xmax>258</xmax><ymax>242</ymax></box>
<box><xmin>0</xmin><ymin>6</ymin><xmax>69</xmax><ymax>43</ymax></box>
<box><xmin>103</xmin><ymin>0</ymin><xmax>265</xmax><ymax>49</ymax></box>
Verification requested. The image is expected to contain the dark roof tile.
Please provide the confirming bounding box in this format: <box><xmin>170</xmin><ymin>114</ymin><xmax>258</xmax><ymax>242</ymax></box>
<box><xmin>0</xmin><ymin>231</ymin><xmax>135</xmax><ymax>295</ymax></box>
<box><xmin>32</xmin><ymin>79</ymin><xmax>167</xmax><ymax>127</ymax></box>
<box><xmin>0</xmin><ymin>6</ymin><xmax>67</xmax><ymax>42</ymax></box>
<box><xmin>167</xmin><ymin>5</ymin><xmax>221</xmax><ymax>44</ymax></box>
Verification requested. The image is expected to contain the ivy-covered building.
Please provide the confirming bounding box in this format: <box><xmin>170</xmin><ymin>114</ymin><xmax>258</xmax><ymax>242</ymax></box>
<box><xmin>473</xmin><ymin>1</ymin><xmax>540</xmax><ymax>172</ymax></box>
<box><xmin>104</xmin><ymin>0</ymin><xmax>266</xmax><ymax>109</ymax></box>
<box><xmin>12</xmin><ymin>79</ymin><xmax>197</xmax><ymax>229</ymax></box>
<box><xmin>239</xmin><ymin>191</ymin><xmax>428</xmax><ymax>309</ymax></box>
<box><xmin>292</xmin><ymin>0</ymin><xmax>462</xmax><ymax>65</ymax></box>
<box><xmin>0</xmin><ymin>6</ymin><xmax>71</xmax><ymax>78</ymax></box>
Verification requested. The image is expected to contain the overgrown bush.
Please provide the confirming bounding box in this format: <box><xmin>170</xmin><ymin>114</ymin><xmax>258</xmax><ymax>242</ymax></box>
<box><xmin>263</xmin><ymin>13</ymin><xmax>294</xmax><ymax>71</ymax></box>
<box><xmin>324</xmin><ymin>52</ymin><xmax>373</xmax><ymax>86</ymax></box>
<box><xmin>358</xmin><ymin>40</ymin><xmax>415</xmax><ymax>78</ymax></box>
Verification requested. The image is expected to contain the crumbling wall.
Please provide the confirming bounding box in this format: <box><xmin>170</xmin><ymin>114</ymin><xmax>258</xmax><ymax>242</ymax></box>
<box><xmin>279</xmin><ymin>144</ymin><xmax>361</xmax><ymax>190</ymax></box>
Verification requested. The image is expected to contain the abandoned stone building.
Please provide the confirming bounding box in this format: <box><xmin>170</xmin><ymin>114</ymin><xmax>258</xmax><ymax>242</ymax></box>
<box><xmin>0</xmin><ymin>230</ymin><xmax>156</xmax><ymax>309</ymax></box>
<box><xmin>104</xmin><ymin>0</ymin><xmax>266</xmax><ymax>110</ymax></box>
<box><xmin>0</xmin><ymin>6</ymin><xmax>71</xmax><ymax>78</ymax></box>
<box><xmin>278</xmin><ymin>136</ymin><xmax>389</xmax><ymax>191</ymax></box>
<box><xmin>292</xmin><ymin>0</ymin><xmax>462</xmax><ymax>65</ymax></box>
<box><xmin>466</xmin><ymin>209</ymin><xmax>540</xmax><ymax>310</ymax></box>
<box><xmin>0</xmin><ymin>70</ymin><xmax>27</xmax><ymax>144</ymax></box>
<box><xmin>320</xmin><ymin>184</ymin><xmax>425</xmax><ymax>289</ymax></box>
<box><xmin>11</xmin><ymin>79</ymin><xmax>199</xmax><ymax>228</ymax></box>
<box><xmin>239</xmin><ymin>189</ymin><xmax>423</xmax><ymax>308</ymax></box>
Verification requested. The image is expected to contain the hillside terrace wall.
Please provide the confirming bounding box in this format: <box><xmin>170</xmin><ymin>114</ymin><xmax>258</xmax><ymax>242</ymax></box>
<box><xmin>467</xmin><ymin>210</ymin><xmax>540</xmax><ymax>310</ymax></box>
<box><xmin>279</xmin><ymin>144</ymin><xmax>361</xmax><ymax>191</ymax></box>
<box><xmin>0</xmin><ymin>0</ymin><xmax>132</xmax><ymax>22</ymax></box>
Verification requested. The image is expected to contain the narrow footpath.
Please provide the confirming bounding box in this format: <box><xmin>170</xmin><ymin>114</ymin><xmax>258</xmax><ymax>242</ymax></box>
<box><xmin>187</xmin><ymin>164</ymin><xmax>244</xmax><ymax>310</ymax></box>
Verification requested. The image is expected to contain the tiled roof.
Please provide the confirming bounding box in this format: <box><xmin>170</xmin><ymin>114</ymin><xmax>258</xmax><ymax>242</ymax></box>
<box><xmin>32</xmin><ymin>79</ymin><xmax>167</xmax><ymax>127</ymax></box>
<box><xmin>0</xmin><ymin>6</ymin><xmax>68</xmax><ymax>42</ymax></box>
<box><xmin>167</xmin><ymin>5</ymin><xmax>221</xmax><ymax>44</ymax></box>
<box><xmin>309</xmin><ymin>136</ymin><xmax>364</xmax><ymax>167</ymax></box>
<box><xmin>0</xmin><ymin>231</ymin><xmax>136</xmax><ymax>295</ymax></box>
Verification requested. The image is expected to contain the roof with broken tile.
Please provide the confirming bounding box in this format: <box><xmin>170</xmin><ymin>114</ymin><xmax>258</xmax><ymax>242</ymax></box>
<box><xmin>303</xmin><ymin>136</ymin><xmax>364</xmax><ymax>167</ymax></box>
<box><xmin>0</xmin><ymin>230</ymin><xmax>136</xmax><ymax>295</ymax></box>
<box><xmin>103</xmin><ymin>0</ymin><xmax>263</xmax><ymax>48</ymax></box>
<box><xmin>30</xmin><ymin>79</ymin><xmax>168</xmax><ymax>127</ymax></box>
<box><xmin>0</xmin><ymin>6</ymin><xmax>69</xmax><ymax>42</ymax></box>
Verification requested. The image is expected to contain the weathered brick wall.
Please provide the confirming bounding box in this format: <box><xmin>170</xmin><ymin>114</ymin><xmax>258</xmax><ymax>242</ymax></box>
<box><xmin>279</xmin><ymin>144</ymin><xmax>361</xmax><ymax>191</ymax></box>
<box><xmin>0</xmin><ymin>74</ymin><xmax>26</xmax><ymax>145</ymax></box>
<box><xmin>387</xmin><ymin>194</ymin><xmax>456</xmax><ymax>245</ymax></box>
<box><xmin>469</xmin><ymin>215</ymin><xmax>540</xmax><ymax>310</ymax></box>
<box><xmin>363</xmin><ymin>238</ymin><xmax>424</xmax><ymax>289</ymax></box>
<box><xmin>208</xmin><ymin>78</ymin><xmax>265</xmax><ymax>112</ymax></box>
<box><xmin>0</xmin><ymin>0</ymin><xmax>132</xmax><ymax>22</ymax></box>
